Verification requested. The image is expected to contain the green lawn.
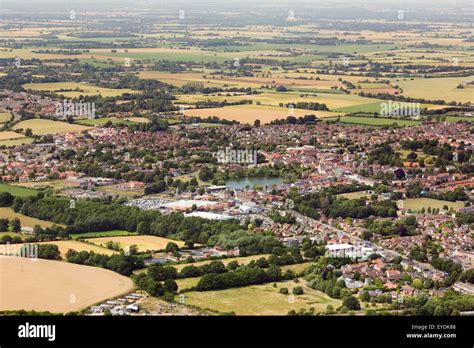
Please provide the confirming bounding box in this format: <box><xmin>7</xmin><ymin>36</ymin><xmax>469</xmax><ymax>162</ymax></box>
<box><xmin>0</xmin><ymin>183</ymin><xmax>38</xmax><ymax>197</ymax></box>
<box><xmin>401</xmin><ymin>198</ymin><xmax>465</xmax><ymax>213</ymax></box>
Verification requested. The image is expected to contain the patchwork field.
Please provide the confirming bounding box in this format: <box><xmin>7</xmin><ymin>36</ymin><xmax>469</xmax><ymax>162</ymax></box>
<box><xmin>401</xmin><ymin>198</ymin><xmax>465</xmax><ymax>212</ymax></box>
<box><xmin>13</xmin><ymin>119</ymin><xmax>91</xmax><ymax>135</ymax></box>
<box><xmin>0</xmin><ymin>258</ymin><xmax>134</xmax><ymax>313</ymax></box>
<box><xmin>181</xmin><ymin>279</ymin><xmax>341</xmax><ymax>315</ymax></box>
<box><xmin>0</xmin><ymin>208</ymin><xmax>59</xmax><ymax>229</ymax></box>
<box><xmin>22</xmin><ymin>82</ymin><xmax>139</xmax><ymax>98</ymax></box>
<box><xmin>85</xmin><ymin>235</ymin><xmax>185</xmax><ymax>252</ymax></box>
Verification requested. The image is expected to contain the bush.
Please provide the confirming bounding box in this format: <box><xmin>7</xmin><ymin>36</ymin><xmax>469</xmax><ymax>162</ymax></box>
<box><xmin>343</xmin><ymin>296</ymin><xmax>361</xmax><ymax>310</ymax></box>
<box><xmin>292</xmin><ymin>286</ymin><xmax>304</xmax><ymax>295</ymax></box>
<box><xmin>279</xmin><ymin>287</ymin><xmax>289</xmax><ymax>295</ymax></box>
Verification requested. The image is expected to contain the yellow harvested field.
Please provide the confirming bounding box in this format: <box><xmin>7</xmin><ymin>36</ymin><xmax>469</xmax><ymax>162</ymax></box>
<box><xmin>183</xmin><ymin>105</ymin><xmax>341</xmax><ymax>124</ymax></box>
<box><xmin>85</xmin><ymin>235</ymin><xmax>185</xmax><ymax>252</ymax></box>
<box><xmin>0</xmin><ymin>131</ymin><xmax>25</xmax><ymax>140</ymax></box>
<box><xmin>0</xmin><ymin>112</ymin><xmax>11</xmax><ymax>123</ymax></box>
<box><xmin>391</xmin><ymin>76</ymin><xmax>474</xmax><ymax>103</ymax></box>
<box><xmin>13</xmin><ymin>119</ymin><xmax>91</xmax><ymax>135</ymax></box>
<box><xmin>23</xmin><ymin>82</ymin><xmax>139</xmax><ymax>98</ymax></box>
<box><xmin>0</xmin><ymin>208</ymin><xmax>59</xmax><ymax>229</ymax></box>
<box><xmin>0</xmin><ymin>258</ymin><xmax>133</xmax><ymax>313</ymax></box>
<box><xmin>0</xmin><ymin>240</ymin><xmax>116</xmax><ymax>258</ymax></box>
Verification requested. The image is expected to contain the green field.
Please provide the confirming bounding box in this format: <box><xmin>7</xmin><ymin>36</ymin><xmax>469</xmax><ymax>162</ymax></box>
<box><xmin>76</xmin><ymin>117</ymin><xmax>145</xmax><ymax>126</ymax></box>
<box><xmin>401</xmin><ymin>198</ymin><xmax>465</xmax><ymax>212</ymax></box>
<box><xmin>181</xmin><ymin>279</ymin><xmax>342</xmax><ymax>315</ymax></box>
<box><xmin>0</xmin><ymin>183</ymin><xmax>38</xmax><ymax>197</ymax></box>
<box><xmin>71</xmin><ymin>230</ymin><xmax>139</xmax><ymax>240</ymax></box>
<box><xmin>338</xmin><ymin>116</ymin><xmax>421</xmax><ymax>126</ymax></box>
<box><xmin>0</xmin><ymin>232</ymin><xmax>25</xmax><ymax>239</ymax></box>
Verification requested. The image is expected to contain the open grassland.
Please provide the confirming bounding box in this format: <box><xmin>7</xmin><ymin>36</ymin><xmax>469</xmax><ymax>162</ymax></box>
<box><xmin>401</xmin><ymin>198</ymin><xmax>465</xmax><ymax>212</ymax></box>
<box><xmin>0</xmin><ymin>208</ymin><xmax>59</xmax><ymax>228</ymax></box>
<box><xmin>71</xmin><ymin>230</ymin><xmax>138</xmax><ymax>240</ymax></box>
<box><xmin>22</xmin><ymin>82</ymin><xmax>138</xmax><ymax>98</ymax></box>
<box><xmin>13</xmin><ymin>119</ymin><xmax>91</xmax><ymax>135</ymax></box>
<box><xmin>0</xmin><ymin>240</ymin><xmax>117</xmax><ymax>258</ymax></box>
<box><xmin>0</xmin><ymin>258</ymin><xmax>133</xmax><ymax>313</ymax></box>
<box><xmin>181</xmin><ymin>279</ymin><xmax>341</xmax><ymax>315</ymax></box>
<box><xmin>184</xmin><ymin>105</ymin><xmax>341</xmax><ymax>124</ymax></box>
<box><xmin>85</xmin><ymin>235</ymin><xmax>184</xmax><ymax>252</ymax></box>
<box><xmin>0</xmin><ymin>183</ymin><xmax>38</xmax><ymax>197</ymax></box>
<box><xmin>392</xmin><ymin>76</ymin><xmax>474</xmax><ymax>103</ymax></box>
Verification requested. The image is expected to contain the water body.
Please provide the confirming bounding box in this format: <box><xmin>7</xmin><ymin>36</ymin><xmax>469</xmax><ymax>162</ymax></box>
<box><xmin>226</xmin><ymin>177</ymin><xmax>284</xmax><ymax>190</ymax></box>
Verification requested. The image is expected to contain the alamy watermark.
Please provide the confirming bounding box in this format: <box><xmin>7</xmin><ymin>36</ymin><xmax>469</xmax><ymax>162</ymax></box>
<box><xmin>215</xmin><ymin>147</ymin><xmax>258</xmax><ymax>166</ymax></box>
<box><xmin>380</xmin><ymin>100</ymin><xmax>420</xmax><ymax>118</ymax></box>
<box><xmin>0</xmin><ymin>242</ymin><xmax>38</xmax><ymax>260</ymax></box>
<box><xmin>55</xmin><ymin>100</ymin><xmax>96</xmax><ymax>119</ymax></box>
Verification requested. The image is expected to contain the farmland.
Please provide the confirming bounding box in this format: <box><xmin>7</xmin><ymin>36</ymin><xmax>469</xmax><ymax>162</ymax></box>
<box><xmin>183</xmin><ymin>105</ymin><xmax>341</xmax><ymax>124</ymax></box>
<box><xmin>0</xmin><ymin>258</ymin><xmax>133</xmax><ymax>313</ymax></box>
<box><xmin>0</xmin><ymin>240</ymin><xmax>117</xmax><ymax>258</ymax></box>
<box><xmin>0</xmin><ymin>208</ymin><xmax>60</xmax><ymax>229</ymax></box>
<box><xmin>23</xmin><ymin>82</ymin><xmax>139</xmax><ymax>98</ymax></box>
<box><xmin>12</xmin><ymin>119</ymin><xmax>91</xmax><ymax>135</ymax></box>
<box><xmin>85</xmin><ymin>235</ymin><xmax>185</xmax><ymax>252</ymax></box>
<box><xmin>0</xmin><ymin>112</ymin><xmax>11</xmax><ymax>123</ymax></box>
<box><xmin>181</xmin><ymin>279</ymin><xmax>341</xmax><ymax>315</ymax></box>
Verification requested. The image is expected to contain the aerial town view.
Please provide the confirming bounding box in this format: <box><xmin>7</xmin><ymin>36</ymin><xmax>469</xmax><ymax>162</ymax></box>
<box><xmin>0</xmin><ymin>0</ymin><xmax>472</xmax><ymax>346</ymax></box>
